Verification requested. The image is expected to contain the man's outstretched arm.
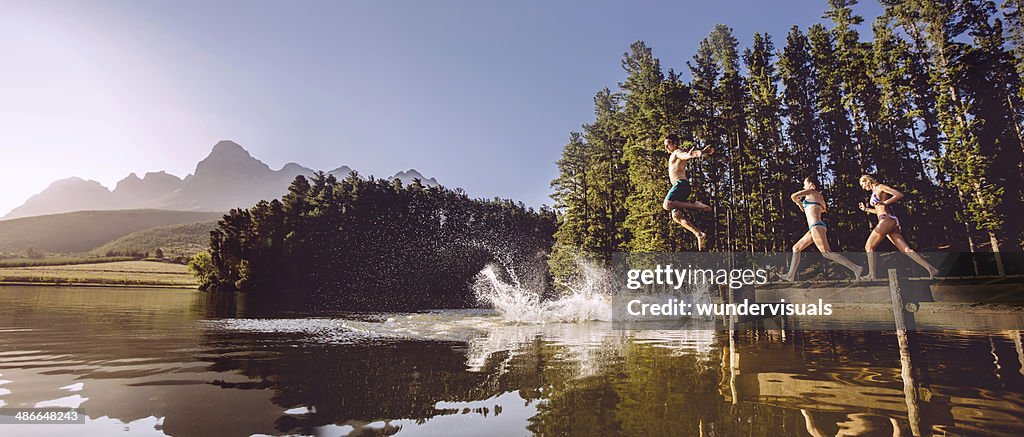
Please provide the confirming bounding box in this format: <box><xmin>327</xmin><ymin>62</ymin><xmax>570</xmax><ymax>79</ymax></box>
<box><xmin>673</xmin><ymin>146</ymin><xmax>714</xmax><ymax>160</ymax></box>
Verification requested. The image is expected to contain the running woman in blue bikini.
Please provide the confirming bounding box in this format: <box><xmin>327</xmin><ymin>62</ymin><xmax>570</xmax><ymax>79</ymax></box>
<box><xmin>661</xmin><ymin>134</ymin><xmax>713</xmax><ymax>250</ymax></box>
<box><xmin>780</xmin><ymin>176</ymin><xmax>864</xmax><ymax>281</ymax></box>
<box><xmin>858</xmin><ymin>174</ymin><xmax>940</xmax><ymax>279</ymax></box>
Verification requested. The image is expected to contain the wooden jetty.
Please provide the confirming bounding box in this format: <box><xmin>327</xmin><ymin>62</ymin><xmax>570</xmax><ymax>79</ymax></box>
<box><xmin>721</xmin><ymin>269</ymin><xmax>1024</xmax><ymax>436</ymax></box>
<box><xmin>720</xmin><ymin>270</ymin><xmax>1024</xmax><ymax>330</ymax></box>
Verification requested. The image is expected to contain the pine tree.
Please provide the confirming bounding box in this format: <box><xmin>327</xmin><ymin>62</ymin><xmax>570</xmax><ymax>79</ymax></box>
<box><xmin>779</xmin><ymin>26</ymin><xmax>824</xmax><ymax>182</ymax></box>
<box><xmin>1002</xmin><ymin>0</ymin><xmax>1024</xmax><ymax>107</ymax></box>
<box><xmin>687</xmin><ymin>38</ymin><xmax>730</xmax><ymax>249</ymax></box>
<box><xmin>743</xmin><ymin>33</ymin><xmax>789</xmax><ymax>251</ymax></box>
<box><xmin>869</xmin><ymin>14</ymin><xmax>945</xmax><ymax>246</ymax></box>
<box><xmin>827</xmin><ymin>0</ymin><xmax>880</xmax><ymax>174</ymax></box>
<box><xmin>960</xmin><ymin>0</ymin><xmax>1024</xmax><ymax>254</ymax></box>
<box><xmin>809</xmin><ymin>23</ymin><xmax>864</xmax><ymax>249</ymax></box>
<box><xmin>620</xmin><ymin>41</ymin><xmax>675</xmax><ymax>252</ymax></box>
<box><xmin>710</xmin><ymin>25</ymin><xmax>753</xmax><ymax>251</ymax></box>
<box><xmin>549</xmin><ymin>132</ymin><xmax>593</xmax><ymax>279</ymax></box>
<box><xmin>582</xmin><ymin>88</ymin><xmax>630</xmax><ymax>259</ymax></box>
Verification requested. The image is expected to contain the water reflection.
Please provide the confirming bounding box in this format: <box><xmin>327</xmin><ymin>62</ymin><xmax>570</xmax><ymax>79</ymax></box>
<box><xmin>0</xmin><ymin>287</ymin><xmax>1021</xmax><ymax>436</ymax></box>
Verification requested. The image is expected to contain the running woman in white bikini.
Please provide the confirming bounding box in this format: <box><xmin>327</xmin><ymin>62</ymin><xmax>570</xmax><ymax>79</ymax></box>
<box><xmin>858</xmin><ymin>174</ymin><xmax>940</xmax><ymax>279</ymax></box>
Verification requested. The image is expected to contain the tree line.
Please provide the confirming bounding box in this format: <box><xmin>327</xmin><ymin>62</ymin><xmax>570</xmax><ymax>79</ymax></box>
<box><xmin>191</xmin><ymin>172</ymin><xmax>555</xmax><ymax>309</ymax></box>
<box><xmin>550</xmin><ymin>0</ymin><xmax>1023</xmax><ymax>281</ymax></box>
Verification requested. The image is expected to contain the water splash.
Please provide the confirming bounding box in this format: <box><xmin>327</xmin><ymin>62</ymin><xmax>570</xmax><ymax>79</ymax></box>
<box><xmin>474</xmin><ymin>258</ymin><xmax>715</xmax><ymax>325</ymax></box>
<box><xmin>472</xmin><ymin>263</ymin><xmax>613</xmax><ymax>323</ymax></box>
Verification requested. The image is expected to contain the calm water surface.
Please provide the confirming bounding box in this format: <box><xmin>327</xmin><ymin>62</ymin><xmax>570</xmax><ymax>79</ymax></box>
<box><xmin>0</xmin><ymin>286</ymin><xmax>1023</xmax><ymax>436</ymax></box>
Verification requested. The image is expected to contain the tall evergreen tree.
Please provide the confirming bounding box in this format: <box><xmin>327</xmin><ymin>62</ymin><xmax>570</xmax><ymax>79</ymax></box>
<box><xmin>809</xmin><ymin>23</ymin><xmax>864</xmax><ymax>249</ymax></box>
<box><xmin>869</xmin><ymin>15</ymin><xmax>944</xmax><ymax>246</ymax></box>
<box><xmin>827</xmin><ymin>0</ymin><xmax>881</xmax><ymax>174</ymax></box>
<box><xmin>620</xmin><ymin>41</ymin><xmax>675</xmax><ymax>252</ymax></box>
<box><xmin>687</xmin><ymin>39</ymin><xmax>730</xmax><ymax>249</ymax></box>
<box><xmin>779</xmin><ymin>26</ymin><xmax>824</xmax><ymax>182</ymax></box>
<box><xmin>549</xmin><ymin>132</ymin><xmax>591</xmax><ymax>279</ymax></box>
<box><xmin>710</xmin><ymin>25</ymin><xmax>753</xmax><ymax>251</ymax></box>
<box><xmin>582</xmin><ymin>88</ymin><xmax>630</xmax><ymax>260</ymax></box>
<box><xmin>743</xmin><ymin>33</ymin><xmax>790</xmax><ymax>251</ymax></box>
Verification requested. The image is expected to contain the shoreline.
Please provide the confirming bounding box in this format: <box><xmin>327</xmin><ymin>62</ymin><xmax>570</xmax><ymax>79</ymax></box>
<box><xmin>0</xmin><ymin>280</ymin><xmax>197</xmax><ymax>289</ymax></box>
<box><xmin>0</xmin><ymin>260</ymin><xmax>198</xmax><ymax>289</ymax></box>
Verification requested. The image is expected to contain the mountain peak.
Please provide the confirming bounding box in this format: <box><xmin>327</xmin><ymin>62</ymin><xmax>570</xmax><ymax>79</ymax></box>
<box><xmin>193</xmin><ymin>140</ymin><xmax>270</xmax><ymax>177</ymax></box>
<box><xmin>142</xmin><ymin>171</ymin><xmax>173</xmax><ymax>180</ymax></box>
<box><xmin>280</xmin><ymin>162</ymin><xmax>307</xmax><ymax>172</ymax></box>
<box><xmin>208</xmin><ymin>140</ymin><xmax>251</xmax><ymax>158</ymax></box>
<box><xmin>3</xmin><ymin>177</ymin><xmax>117</xmax><ymax>219</ymax></box>
<box><xmin>390</xmin><ymin>169</ymin><xmax>439</xmax><ymax>187</ymax></box>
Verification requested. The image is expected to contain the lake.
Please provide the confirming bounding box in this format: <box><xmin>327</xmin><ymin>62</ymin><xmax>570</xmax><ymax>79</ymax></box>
<box><xmin>1</xmin><ymin>286</ymin><xmax>1023</xmax><ymax>436</ymax></box>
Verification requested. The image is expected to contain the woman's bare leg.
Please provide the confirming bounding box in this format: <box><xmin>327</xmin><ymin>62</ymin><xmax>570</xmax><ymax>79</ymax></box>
<box><xmin>860</xmin><ymin>221</ymin><xmax>892</xmax><ymax>278</ymax></box>
<box><xmin>888</xmin><ymin>231</ymin><xmax>940</xmax><ymax>278</ymax></box>
<box><xmin>811</xmin><ymin>228</ymin><xmax>864</xmax><ymax>279</ymax></box>
<box><xmin>782</xmin><ymin>231</ymin><xmax>814</xmax><ymax>282</ymax></box>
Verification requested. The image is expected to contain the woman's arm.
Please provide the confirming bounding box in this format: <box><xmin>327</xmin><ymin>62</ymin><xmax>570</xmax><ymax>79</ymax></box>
<box><xmin>858</xmin><ymin>202</ymin><xmax>877</xmax><ymax>214</ymax></box>
<box><xmin>877</xmin><ymin>184</ymin><xmax>904</xmax><ymax>205</ymax></box>
<box><xmin>791</xmin><ymin>188</ymin><xmax>813</xmax><ymax>208</ymax></box>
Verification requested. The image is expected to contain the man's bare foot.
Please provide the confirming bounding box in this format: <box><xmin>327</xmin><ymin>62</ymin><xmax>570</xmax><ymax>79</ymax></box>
<box><xmin>696</xmin><ymin>232</ymin><xmax>707</xmax><ymax>251</ymax></box>
<box><xmin>693</xmin><ymin>200</ymin><xmax>712</xmax><ymax>211</ymax></box>
<box><xmin>778</xmin><ymin>272</ymin><xmax>796</xmax><ymax>282</ymax></box>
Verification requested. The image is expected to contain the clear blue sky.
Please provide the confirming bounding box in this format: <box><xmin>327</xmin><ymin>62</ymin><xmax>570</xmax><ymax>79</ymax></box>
<box><xmin>0</xmin><ymin>0</ymin><xmax>883</xmax><ymax>215</ymax></box>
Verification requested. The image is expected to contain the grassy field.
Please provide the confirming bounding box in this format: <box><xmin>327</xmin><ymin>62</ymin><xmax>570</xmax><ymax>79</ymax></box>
<box><xmin>0</xmin><ymin>256</ymin><xmax>138</xmax><ymax>267</ymax></box>
<box><xmin>91</xmin><ymin>220</ymin><xmax>217</xmax><ymax>260</ymax></box>
<box><xmin>0</xmin><ymin>260</ymin><xmax>197</xmax><ymax>287</ymax></box>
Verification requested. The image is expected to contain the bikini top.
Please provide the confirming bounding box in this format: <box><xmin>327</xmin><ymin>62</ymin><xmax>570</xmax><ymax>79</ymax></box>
<box><xmin>870</xmin><ymin>192</ymin><xmax>882</xmax><ymax>206</ymax></box>
<box><xmin>801</xmin><ymin>197</ymin><xmax>823</xmax><ymax>208</ymax></box>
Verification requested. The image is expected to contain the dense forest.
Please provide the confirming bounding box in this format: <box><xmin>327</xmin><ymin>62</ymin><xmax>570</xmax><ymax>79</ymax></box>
<box><xmin>191</xmin><ymin>172</ymin><xmax>555</xmax><ymax>308</ymax></box>
<box><xmin>549</xmin><ymin>0</ymin><xmax>1024</xmax><ymax>281</ymax></box>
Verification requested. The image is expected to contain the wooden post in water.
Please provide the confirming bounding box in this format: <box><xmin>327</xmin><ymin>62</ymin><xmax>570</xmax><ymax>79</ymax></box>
<box><xmin>889</xmin><ymin>268</ymin><xmax>916</xmax><ymax>331</ymax></box>
<box><xmin>729</xmin><ymin>333</ymin><xmax>739</xmax><ymax>405</ymax></box>
<box><xmin>891</xmin><ymin>268</ymin><xmax>922</xmax><ymax>436</ymax></box>
<box><xmin>726</xmin><ymin>282</ymin><xmax>741</xmax><ymax>404</ymax></box>
<box><xmin>898</xmin><ymin>330</ymin><xmax>921</xmax><ymax>437</ymax></box>
<box><xmin>728</xmin><ymin>284</ymin><xmax>739</xmax><ymax>341</ymax></box>
<box><xmin>1011</xmin><ymin>331</ymin><xmax>1024</xmax><ymax>377</ymax></box>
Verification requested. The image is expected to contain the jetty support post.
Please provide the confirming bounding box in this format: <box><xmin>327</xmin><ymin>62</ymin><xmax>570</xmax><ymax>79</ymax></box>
<box><xmin>889</xmin><ymin>269</ymin><xmax>916</xmax><ymax>331</ymax></box>
<box><xmin>1012</xmin><ymin>331</ymin><xmax>1024</xmax><ymax>377</ymax></box>
<box><xmin>891</xmin><ymin>268</ymin><xmax>922</xmax><ymax>436</ymax></box>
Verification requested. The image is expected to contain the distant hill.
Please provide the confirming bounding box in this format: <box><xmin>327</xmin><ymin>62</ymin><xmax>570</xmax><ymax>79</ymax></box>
<box><xmin>391</xmin><ymin>169</ymin><xmax>440</xmax><ymax>187</ymax></box>
<box><xmin>4</xmin><ymin>140</ymin><xmax>440</xmax><ymax>219</ymax></box>
<box><xmin>91</xmin><ymin>221</ymin><xmax>218</xmax><ymax>259</ymax></box>
<box><xmin>5</xmin><ymin>177</ymin><xmax>122</xmax><ymax>219</ymax></box>
<box><xmin>0</xmin><ymin>210</ymin><xmax>224</xmax><ymax>254</ymax></box>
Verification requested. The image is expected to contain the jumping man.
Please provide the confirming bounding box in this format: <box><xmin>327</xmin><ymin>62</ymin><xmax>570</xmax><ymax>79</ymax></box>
<box><xmin>661</xmin><ymin>134</ymin><xmax>713</xmax><ymax>251</ymax></box>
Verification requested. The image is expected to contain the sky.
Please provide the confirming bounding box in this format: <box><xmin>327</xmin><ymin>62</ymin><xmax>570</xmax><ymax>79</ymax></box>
<box><xmin>0</xmin><ymin>0</ymin><xmax>884</xmax><ymax>216</ymax></box>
